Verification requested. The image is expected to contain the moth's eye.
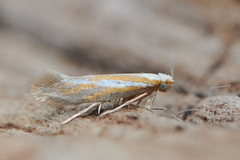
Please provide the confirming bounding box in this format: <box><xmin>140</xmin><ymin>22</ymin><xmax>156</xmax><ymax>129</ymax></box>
<box><xmin>161</xmin><ymin>83</ymin><xmax>167</xmax><ymax>90</ymax></box>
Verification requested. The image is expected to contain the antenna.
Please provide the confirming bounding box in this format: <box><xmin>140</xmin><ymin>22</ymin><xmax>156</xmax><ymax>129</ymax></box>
<box><xmin>169</xmin><ymin>62</ymin><xmax>174</xmax><ymax>78</ymax></box>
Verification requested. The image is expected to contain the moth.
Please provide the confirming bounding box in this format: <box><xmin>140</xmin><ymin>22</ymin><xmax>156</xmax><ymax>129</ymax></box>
<box><xmin>31</xmin><ymin>69</ymin><xmax>182</xmax><ymax>124</ymax></box>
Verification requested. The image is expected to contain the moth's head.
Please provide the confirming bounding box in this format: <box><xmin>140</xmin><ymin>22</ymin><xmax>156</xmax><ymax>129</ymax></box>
<box><xmin>158</xmin><ymin>73</ymin><xmax>175</xmax><ymax>92</ymax></box>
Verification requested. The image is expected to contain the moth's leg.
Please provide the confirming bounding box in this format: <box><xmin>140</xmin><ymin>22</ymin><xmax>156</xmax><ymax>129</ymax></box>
<box><xmin>117</xmin><ymin>98</ymin><xmax>120</xmax><ymax>104</ymax></box>
<box><xmin>113</xmin><ymin>98</ymin><xmax>121</xmax><ymax>108</ymax></box>
<box><xmin>61</xmin><ymin>103</ymin><xmax>101</xmax><ymax>125</ymax></box>
<box><xmin>150</xmin><ymin>106</ymin><xmax>183</xmax><ymax>122</ymax></box>
<box><xmin>144</xmin><ymin>91</ymin><xmax>183</xmax><ymax>122</ymax></box>
<box><xmin>145</xmin><ymin>91</ymin><xmax>157</xmax><ymax>109</ymax></box>
<box><xmin>97</xmin><ymin>103</ymin><xmax>102</xmax><ymax>114</ymax></box>
<box><xmin>122</xmin><ymin>96</ymin><xmax>133</xmax><ymax>104</ymax></box>
<box><xmin>123</xmin><ymin>95</ymin><xmax>144</xmax><ymax>107</ymax></box>
<box><xmin>108</xmin><ymin>99</ymin><xmax>120</xmax><ymax>110</ymax></box>
<box><xmin>122</xmin><ymin>97</ymin><xmax>133</xmax><ymax>109</ymax></box>
<box><xmin>136</xmin><ymin>99</ymin><xmax>142</xmax><ymax>106</ymax></box>
<box><xmin>111</xmin><ymin>100</ymin><xmax>115</xmax><ymax>109</ymax></box>
<box><xmin>99</xmin><ymin>93</ymin><xmax>148</xmax><ymax>118</ymax></box>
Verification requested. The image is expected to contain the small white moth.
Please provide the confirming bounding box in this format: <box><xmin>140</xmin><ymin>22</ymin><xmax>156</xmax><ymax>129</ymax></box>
<box><xmin>31</xmin><ymin>69</ymin><xmax>182</xmax><ymax>124</ymax></box>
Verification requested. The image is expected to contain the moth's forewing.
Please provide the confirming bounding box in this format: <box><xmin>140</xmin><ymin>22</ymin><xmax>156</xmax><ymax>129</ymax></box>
<box><xmin>31</xmin><ymin>70</ymin><xmax>161</xmax><ymax>106</ymax></box>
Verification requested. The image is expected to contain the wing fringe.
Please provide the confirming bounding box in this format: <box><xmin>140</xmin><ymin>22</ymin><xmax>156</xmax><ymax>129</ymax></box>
<box><xmin>31</xmin><ymin>69</ymin><xmax>67</xmax><ymax>105</ymax></box>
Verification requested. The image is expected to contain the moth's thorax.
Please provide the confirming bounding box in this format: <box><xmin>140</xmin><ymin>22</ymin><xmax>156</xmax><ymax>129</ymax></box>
<box><xmin>158</xmin><ymin>73</ymin><xmax>173</xmax><ymax>82</ymax></box>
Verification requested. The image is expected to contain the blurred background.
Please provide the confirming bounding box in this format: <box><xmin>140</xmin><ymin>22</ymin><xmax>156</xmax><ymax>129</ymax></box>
<box><xmin>0</xmin><ymin>0</ymin><xmax>240</xmax><ymax>96</ymax></box>
<box><xmin>0</xmin><ymin>0</ymin><xmax>240</xmax><ymax>160</ymax></box>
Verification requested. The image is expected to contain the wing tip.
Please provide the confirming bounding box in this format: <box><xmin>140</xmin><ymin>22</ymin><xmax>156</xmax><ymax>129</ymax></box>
<box><xmin>31</xmin><ymin>69</ymin><xmax>66</xmax><ymax>103</ymax></box>
<box><xmin>32</xmin><ymin>69</ymin><xmax>64</xmax><ymax>87</ymax></box>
